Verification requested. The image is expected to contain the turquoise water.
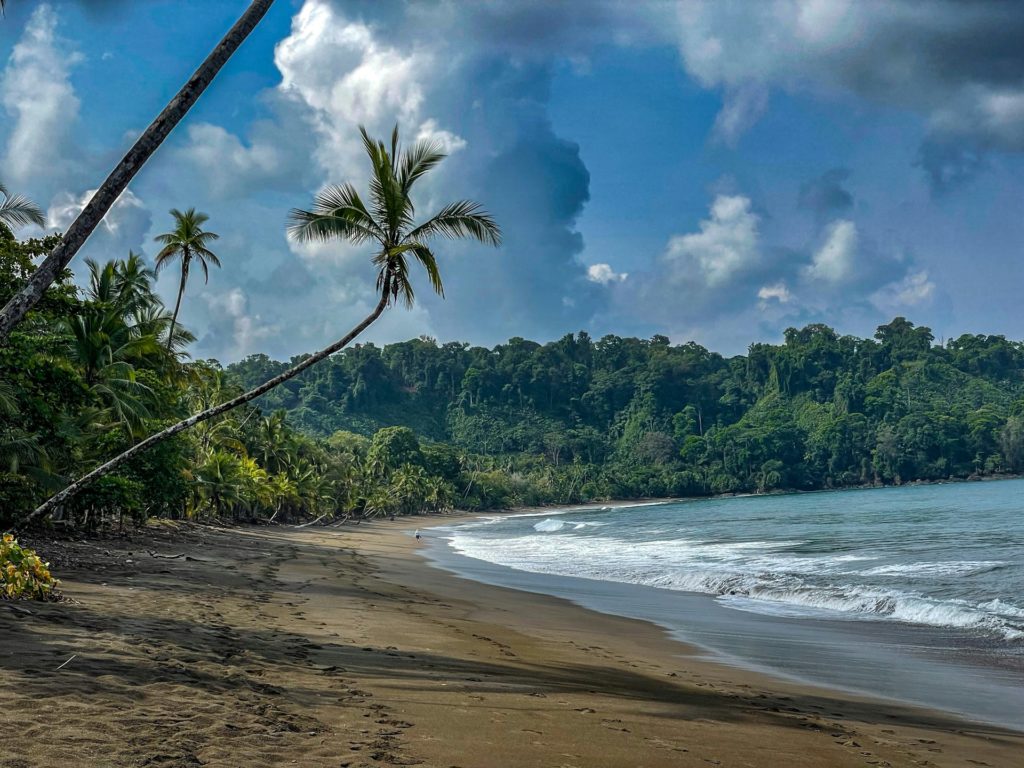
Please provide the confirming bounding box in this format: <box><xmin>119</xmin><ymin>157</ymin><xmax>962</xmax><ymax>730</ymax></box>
<box><xmin>445</xmin><ymin>482</ymin><xmax>1024</xmax><ymax>642</ymax></box>
<box><xmin>428</xmin><ymin>481</ymin><xmax>1024</xmax><ymax>728</ymax></box>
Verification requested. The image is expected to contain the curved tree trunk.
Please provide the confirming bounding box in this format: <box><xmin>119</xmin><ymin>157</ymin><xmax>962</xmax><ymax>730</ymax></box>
<box><xmin>18</xmin><ymin>292</ymin><xmax>389</xmax><ymax>529</ymax></box>
<box><xmin>167</xmin><ymin>263</ymin><xmax>189</xmax><ymax>352</ymax></box>
<box><xmin>0</xmin><ymin>0</ymin><xmax>275</xmax><ymax>344</ymax></box>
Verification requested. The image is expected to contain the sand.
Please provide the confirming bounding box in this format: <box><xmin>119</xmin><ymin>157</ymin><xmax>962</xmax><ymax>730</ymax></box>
<box><xmin>1</xmin><ymin>518</ymin><xmax>1021</xmax><ymax>767</ymax></box>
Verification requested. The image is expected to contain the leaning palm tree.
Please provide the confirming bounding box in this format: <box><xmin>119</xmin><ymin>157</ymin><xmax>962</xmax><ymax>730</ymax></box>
<box><xmin>0</xmin><ymin>182</ymin><xmax>45</xmax><ymax>232</ymax></box>
<box><xmin>154</xmin><ymin>208</ymin><xmax>220</xmax><ymax>351</ymax></box>
<box><xmin>0</xmin><ymin>0</ymin><xmax>275</xmax><ymax>344</ymax></box>
<box><xmin>19</xmin><ymin>125</ymin><xmax>500</xmax><ymax>527</ymax></box>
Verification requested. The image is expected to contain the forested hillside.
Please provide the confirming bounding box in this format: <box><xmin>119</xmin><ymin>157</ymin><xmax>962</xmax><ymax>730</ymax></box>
<box><xmin>4</xmin><ymin>215</ymin><xmax>1024</xmax><ymax>529</ymax></box>
<box><xmin>227</xmin><ymin>320</ymin><xmax>1024</xmax><ymax>499</ymax></box>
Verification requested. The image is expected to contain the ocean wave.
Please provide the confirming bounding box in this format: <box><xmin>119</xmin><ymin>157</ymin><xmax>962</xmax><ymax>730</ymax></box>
<box><xmin>533</xmin><ymin>518</ymin><xmax>566</xmax><ymax>532</ymax></box>
<box><xmin>445</xmin><ymin>529</ymin><xmax>1024</xmax><ymax>641</ymax></box>
<box><xmin>860</xmin><ymin>561</ymin><xmax>1006</xmax><ymax>578</ymax></box>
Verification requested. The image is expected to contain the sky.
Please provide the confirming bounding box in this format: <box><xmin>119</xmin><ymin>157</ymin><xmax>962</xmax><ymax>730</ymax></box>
<box><xmin>2</xmin><ymin>0</ymin><xmax>1024</xmax><ymax>362</ymax></box>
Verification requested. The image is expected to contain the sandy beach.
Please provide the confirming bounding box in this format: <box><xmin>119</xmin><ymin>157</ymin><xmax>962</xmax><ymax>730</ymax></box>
<box><xmin>2</xmin><ymin>519</ymin><xmax>1021</xmax><ymax>768</ymax></box>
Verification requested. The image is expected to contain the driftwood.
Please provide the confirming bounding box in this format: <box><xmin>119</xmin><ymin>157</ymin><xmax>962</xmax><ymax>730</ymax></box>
<box><xmin>295</xmin><ymin>513</ymin><xmax>334</xmax><ymax>529</ymax></box>
<box><xmin>147</xmin><ymin>550</ymin><xmax>185</xmax><ymax>559</ymax></box>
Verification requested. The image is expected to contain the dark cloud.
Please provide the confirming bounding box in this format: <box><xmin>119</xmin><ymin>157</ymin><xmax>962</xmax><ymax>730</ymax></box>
<box><xmin>677</xmin><ymin>1</ymin><xmax>1024</xmax><ymax>189</ymax></box>
<box><xmin>798</xmin><ymin>169</ymin><xmax>853</xmax><ymax>221</ymax></box>
<box><xmin>427</xmin><ymin>64</ymin><xmax>605</xmax><ymax>342</ymax></box>
<box><xmin>915</xmin><ymin>140</ymin><xmax>989</xmax><ymax>196</ymax></box>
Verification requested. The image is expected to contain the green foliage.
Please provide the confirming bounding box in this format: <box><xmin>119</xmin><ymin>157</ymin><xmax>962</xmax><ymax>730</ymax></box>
<box><xmin>223</xmin><ymin>318</ymin><xmax>1024</xmax><ymax>504</ymax></box>
<box><xmin>1</xmin><ymin>534</ymin><xmax>60</xmax><ymax>601</ymax></box>
<box><xmin>5</xmin><ymin>212</ymin><xmax>1024</xmax><ymax>529</ymax></box>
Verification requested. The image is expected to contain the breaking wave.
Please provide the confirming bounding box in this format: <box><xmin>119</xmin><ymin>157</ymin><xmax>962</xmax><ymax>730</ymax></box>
<box><xmin>447</xmin><ymin>517</ymin><xmax>1024</xmax><ymax>642</ymax></box>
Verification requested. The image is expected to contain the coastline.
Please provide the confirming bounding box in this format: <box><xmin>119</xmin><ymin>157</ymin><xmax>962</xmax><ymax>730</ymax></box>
<box><xmin>418</xmin><ymin>506</ymin><xmax>1024</xmax><ymax>732</ymax></box>
<box><xmin>3</xmin><ymin>520</ymin><xmax>1021</xmax><ymax>767</ymax></box>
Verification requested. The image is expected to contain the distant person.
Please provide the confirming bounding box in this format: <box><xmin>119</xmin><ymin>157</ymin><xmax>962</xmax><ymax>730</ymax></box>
<box><xmin>415</xmin><ymin>529</ymin><xmax>421</xmax><ymax>540</ymax></box>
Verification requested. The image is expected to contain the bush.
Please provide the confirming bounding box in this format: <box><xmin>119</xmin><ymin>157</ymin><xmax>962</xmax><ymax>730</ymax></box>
<box><xmin>1</xmin><ymin>534</ymin><xmax>60</xmax><ymax>600</ymax></box>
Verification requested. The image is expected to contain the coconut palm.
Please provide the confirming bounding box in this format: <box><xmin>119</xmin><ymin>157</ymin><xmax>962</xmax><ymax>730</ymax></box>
<box><xmin>0</xmin><ymin>0</ymin><xmax>275</xmax><ymax>343</ymax></box>
<box><xmin>154</xmin><ymin>208</ymin><xmax>220</xmax><ymax>352</ymax></box>
<box><xmin>21</xmin><ymin>125</ymin><xmax>500</xmax><ymax>527</ymax></box>
<box><xmin>0</xmin><ymin>182</ymin><xmax>45</xmax><ymax>233</ymax></box>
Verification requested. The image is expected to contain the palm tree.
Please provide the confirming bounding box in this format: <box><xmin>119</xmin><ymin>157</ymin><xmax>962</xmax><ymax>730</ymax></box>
<box><xmin>0</xmin><ymin>0</ymin><xmax>275</xmax><ymax>344</ymax></box>
<box><xmin>0</xmin><ymin>182</ymin><xmax>45</xmax><ymax>233</ymax></box>
<box><xmin>154</xmin><ymin>208</ymin><xmax>220</xmax><ymax>351</ymax></box>
<box><xmin>21</xmin><ymin>125</ymin><xmax>500</xmax><ymax>527</ymax></box>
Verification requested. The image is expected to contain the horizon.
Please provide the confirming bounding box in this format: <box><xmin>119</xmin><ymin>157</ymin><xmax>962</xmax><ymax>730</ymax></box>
<box><xmin>2</xmin><ymin>1</ymin><xmax>1024</xmax><ymax>362</ymax></box>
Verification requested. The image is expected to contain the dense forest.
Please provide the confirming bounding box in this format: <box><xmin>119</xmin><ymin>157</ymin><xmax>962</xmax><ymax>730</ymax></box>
<box><xmin>227</xmin><ymin>310</ymin><xmax>1024</xmax><ymax>503</ymax></box>
<box><xmin>5</xmin><ymin>222</ymin><xmax>1024</xmax><ymax>531</ymax></box>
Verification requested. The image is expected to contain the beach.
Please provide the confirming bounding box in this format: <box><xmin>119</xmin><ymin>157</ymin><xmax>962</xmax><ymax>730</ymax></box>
<box><xmin>2</xmin><ymin>519</ymin><xmax>1021</xmax><ymax>768</ymax></box>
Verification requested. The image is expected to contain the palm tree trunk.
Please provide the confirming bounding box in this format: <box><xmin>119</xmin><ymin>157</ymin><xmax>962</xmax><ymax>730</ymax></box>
<box><xmin>0</xmin><ymin>0</ymin><xmax>275</xmax><ymax>344</ymax></box>
<box><xmin>167</xmin><ymin>264</ymin><xmax>188</xmax><ymax>353</ymax></box>
<box><xmin>17</xmin><ymin>291</ymin><xmax>389</xmax><ymax>529</ymax></box>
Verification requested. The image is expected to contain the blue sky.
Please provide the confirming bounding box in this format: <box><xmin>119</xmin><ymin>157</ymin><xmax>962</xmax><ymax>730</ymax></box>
<box><xmin>2</xmin><ymin>0</ymin><xmax>1024</xmax><ymax>361</ymax></box>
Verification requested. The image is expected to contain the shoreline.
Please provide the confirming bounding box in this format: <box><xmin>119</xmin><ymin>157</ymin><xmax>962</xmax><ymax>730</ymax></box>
<box><xmin>2</xmin><ymin>520</ymin><xmax>1021</xmax><ymax>767</ymax></box>
<box><xmin>481</xmin><ymin>469</ymin><xmax>1024</xmax><ymax>517</ymax></box>
<box><xmin>416</xmin><ymin>510</ymin><xmax>1024</xmax><ymax>733</ymax></box>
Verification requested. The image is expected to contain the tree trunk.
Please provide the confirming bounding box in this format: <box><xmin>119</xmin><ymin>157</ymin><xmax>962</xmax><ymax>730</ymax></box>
<box><xmin>18</xmin><ymin>291</ymin><xmax>389</xmax><ymax>529</ymax></box>
<box><xmin>0</xmin><ymin>0</ymin><xmax>275</xmax><ymax>344</ymax></box>
<box><xmin>167</xmin><ymin>263</ymin><xmax>189</xmax><ymax>353</ymax></box>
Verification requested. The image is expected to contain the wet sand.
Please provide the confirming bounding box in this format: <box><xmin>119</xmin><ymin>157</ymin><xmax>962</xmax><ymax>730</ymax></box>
<box><xmin>1</xmin><ymin>519</ymin><xmax>1021</xmax><ymax>767</ymax></box>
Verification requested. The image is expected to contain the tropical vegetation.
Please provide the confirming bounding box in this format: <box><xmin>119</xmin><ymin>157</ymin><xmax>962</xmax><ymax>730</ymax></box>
<box><xmin>21</xmin><ymin>125</ymin><xmax>499</xmax><ymax>525</ymax></box>
<box><xmin>4</xmin><ymin>188</ymin><xmax>1024</xmax><ymax>532</ymax></box>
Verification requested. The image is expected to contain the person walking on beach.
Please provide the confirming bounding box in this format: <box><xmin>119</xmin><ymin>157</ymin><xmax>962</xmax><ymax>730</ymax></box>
<box><xmin>415</xmin><ymin>529</ymin><xmax>421</xmax><ymax>540</ymax></box>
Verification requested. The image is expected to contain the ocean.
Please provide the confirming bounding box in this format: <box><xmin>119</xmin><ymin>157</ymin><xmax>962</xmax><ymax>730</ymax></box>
<box><xmin>425</xmin><ymin>480</ymin><xmax>1024</xmax><ymax>729</ymax></box>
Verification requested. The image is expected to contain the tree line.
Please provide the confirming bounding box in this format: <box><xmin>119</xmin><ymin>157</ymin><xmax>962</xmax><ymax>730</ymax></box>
<box><xmin>227</xmin><ymin>320</ymin><xmax>1024</xmax><ymax>502</ymax></box>
<box><xmin>1</xmin><ymin>123</ymin><xmax>499</xmax><ymax>529</ymax></box>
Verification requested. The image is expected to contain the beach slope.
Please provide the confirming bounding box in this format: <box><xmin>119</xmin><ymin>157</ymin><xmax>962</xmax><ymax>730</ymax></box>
<box><xmin>1</xmin><ymin>521</ymin><xmax>1019</xmax><ymax>767</ymax></box>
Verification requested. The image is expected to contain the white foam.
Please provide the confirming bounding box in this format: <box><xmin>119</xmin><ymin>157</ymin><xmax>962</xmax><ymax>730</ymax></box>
<box><xmin>445</xmin><ymin>527</ymin><xmax>1024</xmax><ymax>642</ymax></box>
<box><xmin>860</xmin><ymin>561</ymin><xmax>1005</xmax><ymax>578</ymax></box>
<box><xmin>533</xmin><ymin>518</ymin><xmax>566</xmax><ymax>532</ymax></box>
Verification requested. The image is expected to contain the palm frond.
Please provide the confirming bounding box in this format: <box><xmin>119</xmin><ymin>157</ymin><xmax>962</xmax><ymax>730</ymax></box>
<box><xmin>0</xmin><ymin>183</ymin><xmax>46</xmax><ymax>230</ymax></box>
<box><xmin>287</xmin><ymin>208</ymin><xmax>379</xmax><ymax>245</ymax></box>
<box><xmin>405</xmin><ymin>200</ymin><xmax>502</xmax><ymax>246</ymax></box>
<box><xmin>399</xmin><ymin>139</ymin><xmax>446</xmax><ymax>194</ymax></box>
<box><xmin>409</xmin><ymin>243</ymin><xmax>444</xmax><ymax>297</ymax></box>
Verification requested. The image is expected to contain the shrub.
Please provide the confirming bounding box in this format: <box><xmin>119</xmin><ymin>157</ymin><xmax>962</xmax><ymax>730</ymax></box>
<box><xmin>1</xmin><ymin>534</ymin><xmax>60</xmax><ymax>601</ymax></box>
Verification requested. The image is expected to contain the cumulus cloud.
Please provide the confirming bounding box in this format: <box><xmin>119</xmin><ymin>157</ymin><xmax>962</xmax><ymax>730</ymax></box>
<box><xmin>674</xmin><ymin>0</ymin><xmax>1024</xmax><ymax>188</ymax></box>
<box><xmin>805</xmin><ymin>219</ymin><xmax>857</xmax><ymax>284</ymax></box>
<box><xmin>414</xmin><ymin>119</ymin><xmax>467</xmax><ymax>155</ymax></box>
<box><xmin>587</xmin><ymin>263</ymin><xmax>628</xmax><ymax>285</ymax></box>
<box><xmin>871</xmin><ymin>270</ymin><xmax>936</xmax><ymax>312</ymax></box>
<box><xmin>758</xmin><ymin>281</ymin><xmax>792</xmax><ymax>307</ymax></box>
<box><xmin>1</xmin><ymin>4</ymin><xmax>82</xmax><ymax>188</ymax></box>
<box><xmin>179</xmin><ymin>122</ymin><xmax>296</xmax><ymax>199</ymax></box>
<box><xmin>273</xmin><ymin>0</ymin><xmax>439</xmax><ymax>181</ymax></box>
<box><xmin>201</xmin><ymin>287</ymin><xmax>280</xmax><ymax>360</ymax></box>
<box><xmin>604</xmin><ymin>183</ymin><xmax>942</xmax><ymax>353</ymax></box>
<box><xmin>663</xmin><ymin>195</ymin><xmax>760</xmax><ymax>286</ymax></box>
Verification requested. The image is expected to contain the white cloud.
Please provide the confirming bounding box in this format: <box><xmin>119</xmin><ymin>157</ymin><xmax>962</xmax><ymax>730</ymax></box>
<box><xmin>274</xmin><ymin>0</ymin><xmax>439</xmax><ymax>179</ymax></box>
<box><xmin>203</xmin><ymin>287</ymin><xmax>279</xmax><ymax>359</ymax></box>
<box><xmin>1</xmin><ymin>4</ymin><xmax>82</xmax><ymax>187</ymax></box>
<box><xmin>712</xmin><ymin>84</ymin><xmax>769</xmax><ymax>146</ymax></box>
<box><xmin>805</xmin><ymin>219</ymin><xmax>857</xmax><ymax>283</ymax></box>
<box><xmin>47</xmin><ymin>187</ymin><xmax>151</xmax><ymax>260</ymax></box>
<box><xmin>758</xmin><ymin>281</ymin><xmax>792</xmax><ymax>306</ymax></box>
<box><xmin>179</xmin><ymin>123</ymin><xmax>288</xmax><ymax>198</ymax></box>
<box><xmin>663</xmin><ymin>194</ymin><xmax>760</xmax><ymax>286</ymax></box>
<box><xmin>415</xmin><ymin>119</ymin><xmax>467</xmax><ymax>155</ymax></box>
<box><xmin>871</xmin><ymin>270</ymin><xmax>935</xmax><ymax>312</ymax></box>
<box><xmin>586</xmin><ymin>263</ymin><xmax>627</xmax><ymax>285</ymax></box>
